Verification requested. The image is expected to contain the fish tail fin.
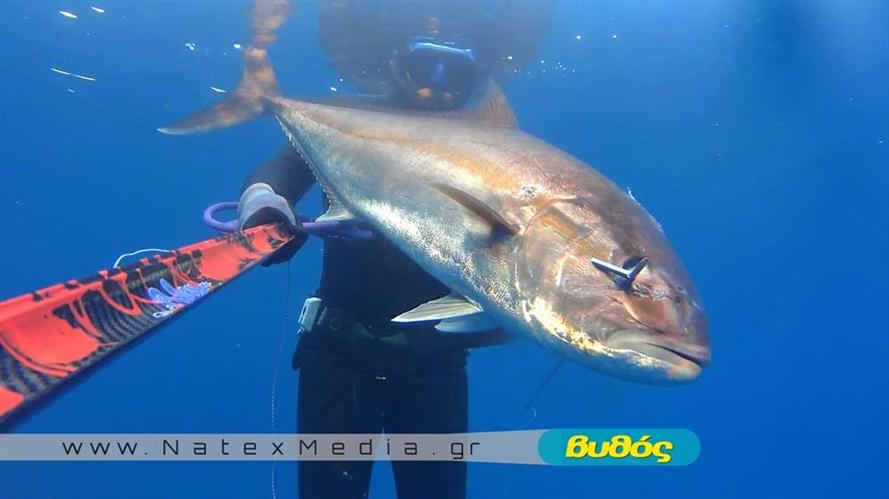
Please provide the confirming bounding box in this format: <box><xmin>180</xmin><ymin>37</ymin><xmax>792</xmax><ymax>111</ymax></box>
<box><xmin>158</xmin><ymin>0</ymin><xmax>292</xmax><ymax>135</ymax></box>
<box><xmin>158</xmin><ymin>47</ymin><xmax>280</xmax><ymax>135</ymax></box>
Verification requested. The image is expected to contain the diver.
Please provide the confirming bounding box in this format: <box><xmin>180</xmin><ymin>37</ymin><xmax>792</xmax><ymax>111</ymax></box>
<box><xmin>237</xmin><ymin>3</ymin><xmax>552</xmax><ymax>498</ymax></box>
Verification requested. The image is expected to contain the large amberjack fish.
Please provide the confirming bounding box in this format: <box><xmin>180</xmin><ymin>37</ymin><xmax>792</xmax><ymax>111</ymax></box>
<box><xmin>161</xmin><ymin>0</ymin><xmax>710</xmax><ymax>384</ymax></box>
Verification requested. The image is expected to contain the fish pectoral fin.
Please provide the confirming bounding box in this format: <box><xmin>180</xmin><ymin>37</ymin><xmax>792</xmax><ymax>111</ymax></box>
<box><xmin>433</xmin><ymin>184</ymin><xmax>519</xmax><ymax>239</ymax></box>
<box><xmin>391</xmin><ymin>293</ymin><xmax>483</xmax><ymax>323</ymax></box>
<box><xmin>315</xmin><ymin>193</ymin><xmax>356</xmax><ymax>222</ymax></box>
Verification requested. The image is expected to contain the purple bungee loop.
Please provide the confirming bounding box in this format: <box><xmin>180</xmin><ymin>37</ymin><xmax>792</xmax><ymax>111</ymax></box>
<box><xmin>203</xmin><ymin>201</ymin><xmax>373</xmax><ymax>239</ymax></box>
<box><xmin>203</xmin><ymin>202</ymin><xmax>240</xmax><ymax>233</ymax></box>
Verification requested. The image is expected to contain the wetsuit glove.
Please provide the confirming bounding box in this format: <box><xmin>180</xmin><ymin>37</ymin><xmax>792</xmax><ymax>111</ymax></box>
<box><xmin>238</xmin><ymin>182</ymin><xmax>307</xmax><ymax>266</ymax></box>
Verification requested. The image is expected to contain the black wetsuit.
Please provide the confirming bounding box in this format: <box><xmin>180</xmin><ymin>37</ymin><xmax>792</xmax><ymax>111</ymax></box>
<box><xmin>242</xmin><ymin>147</ymin><xmax>510</xmax><ymax>499</ymax></box>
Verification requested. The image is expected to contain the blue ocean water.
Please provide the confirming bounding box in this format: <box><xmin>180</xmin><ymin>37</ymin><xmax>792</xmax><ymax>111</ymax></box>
<box><xmin>1</xmin><ymin>1</ymin><xmax>887</xmax><ymax>498</ymax></box>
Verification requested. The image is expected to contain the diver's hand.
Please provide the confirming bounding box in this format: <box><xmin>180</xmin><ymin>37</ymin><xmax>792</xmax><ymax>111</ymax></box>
<box><xmin>238</xmin><ymin>183</ymin><xmax>308</xmax><ymax>266</ymax></box>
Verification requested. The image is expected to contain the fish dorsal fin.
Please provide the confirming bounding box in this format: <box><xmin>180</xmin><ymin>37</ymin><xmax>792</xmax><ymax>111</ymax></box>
<box><xmin>314</xmin><ymin>93</ymin><xmax>396</xmax><ymax>108</ymax></box>
<box><xmin>455</xmin><ymin>80</ymin><xmax>518</xmax><ymax>129</ymax></box>
<box><xmin>305</xmin><ymin>79</ymin><xmax>518</xmax><ymax>129</ymax></box>
<box><xmin>391</xmin><ymin>293</ymin><xmax>483</xmax><ymax>323</ymax></box>
<box><xmin>433</xmin><ymin>184</ymin><xmax>519</xmax><ymax>238</ymax></box>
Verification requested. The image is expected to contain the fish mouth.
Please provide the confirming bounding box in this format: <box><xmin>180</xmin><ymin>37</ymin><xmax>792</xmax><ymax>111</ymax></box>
<box><xmin>607</xmin><ymin>330</ymin><xmax>710</xmax><ymax>383</ymax></box>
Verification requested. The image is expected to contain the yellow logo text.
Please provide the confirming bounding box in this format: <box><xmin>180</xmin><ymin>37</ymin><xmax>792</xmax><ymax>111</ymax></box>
<box><xmin>564</xmin><ymin>434</ymin><xmax>673</xmax><ymax>463</ymax></box>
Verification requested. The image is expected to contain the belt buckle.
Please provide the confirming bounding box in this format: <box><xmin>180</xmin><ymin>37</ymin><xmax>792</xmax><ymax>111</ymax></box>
<box><xmin>298</xmin><ymin>297</ymin><xmax>323</xmax><ymax>333</ymax></box>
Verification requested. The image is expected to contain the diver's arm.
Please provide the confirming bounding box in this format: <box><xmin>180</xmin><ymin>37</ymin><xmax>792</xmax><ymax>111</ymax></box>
<box><xmin>429</xmin><ymin>328</ymin><xmax>514</xmax><ymax>350</ymax></box>
<box><xmin>239</xmin><ymin>145</ymin><xmax>317</xmax><ymax>264</ymax></box>
<box><xmin>240</xmin><ymin>145</ymin><xmax>316</xmax><ymax>210</ymax></box>
<box><xmin>457</xmin><ymin>329</ymin><xmax>515</xmax><ymax>348</ymax></box>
